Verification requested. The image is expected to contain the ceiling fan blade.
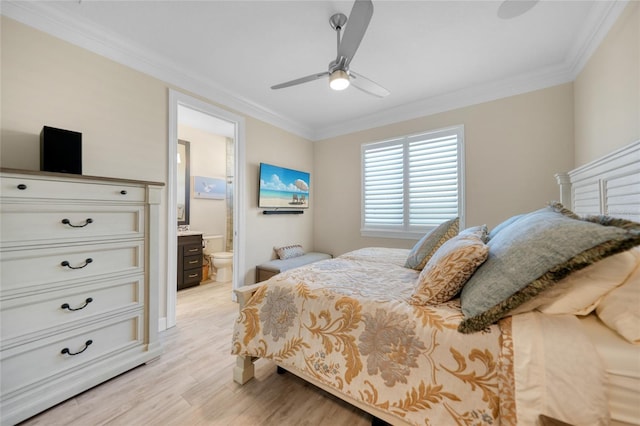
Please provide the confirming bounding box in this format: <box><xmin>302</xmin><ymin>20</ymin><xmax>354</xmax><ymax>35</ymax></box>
<box><xmin>349</xmin><ymin>71</ymin><xmax>389</xmax><ymax>98</ymax></box>
<box><xmin>271</xmin><ymin>72</ymin><xmax>330</xmax><ymax>90</ymax></box>
<box><xmin>497</xmin><ymin>0</ymin><xmax>539</xmax><ymax>19</ymax></box>
<box><xmin>337</xmin><ymin>0</ymin><xmax>373</xmax><ymax>68</ymax></box>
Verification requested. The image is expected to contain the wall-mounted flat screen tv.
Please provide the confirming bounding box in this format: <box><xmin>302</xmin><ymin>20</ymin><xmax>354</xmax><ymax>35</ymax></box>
<box><xmin>258</xmin><ymin>162</ymin><xmax>310</xmax><ymax>209</ymax></box>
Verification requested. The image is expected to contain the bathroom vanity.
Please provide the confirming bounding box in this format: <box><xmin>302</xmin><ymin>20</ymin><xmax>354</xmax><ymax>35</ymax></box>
<box><xmin>177</xmin><ymin>232</ymin><xmax>203</xmax><ymax>290</ymax></box>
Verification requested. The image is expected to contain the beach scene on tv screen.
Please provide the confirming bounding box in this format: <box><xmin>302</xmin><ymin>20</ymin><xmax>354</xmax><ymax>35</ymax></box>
<box><xmin>260</xmin><ymin>163</ymin><xmax>309</xmax><ymax>208</ymax></box>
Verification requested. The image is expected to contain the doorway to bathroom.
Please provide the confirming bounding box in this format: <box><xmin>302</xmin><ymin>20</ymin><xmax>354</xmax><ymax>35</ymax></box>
<box><xmin>167</xmin><ymin>89</ymin><xmax>245</xmax><ymax>329</ymax></box>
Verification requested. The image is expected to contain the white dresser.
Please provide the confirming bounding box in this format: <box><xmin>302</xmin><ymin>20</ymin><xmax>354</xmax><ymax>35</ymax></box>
<box><xmin>0</xmin><ymin>169</ymin><xmax>164</xmax><ymax>425</ymax></box>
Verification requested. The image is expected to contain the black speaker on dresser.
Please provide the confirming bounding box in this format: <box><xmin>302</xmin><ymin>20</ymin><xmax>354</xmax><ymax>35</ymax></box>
<box><xmin>40</xmin><ymin>126</ymin><xmax>82</xmax><ymax>175</ymax></box>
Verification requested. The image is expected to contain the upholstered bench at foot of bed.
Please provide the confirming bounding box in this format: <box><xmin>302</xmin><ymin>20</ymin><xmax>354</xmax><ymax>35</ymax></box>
<box><xmin>255</xmin><ymin>252</ymin><xmax>332</xmax><ymax>282</ymax></box>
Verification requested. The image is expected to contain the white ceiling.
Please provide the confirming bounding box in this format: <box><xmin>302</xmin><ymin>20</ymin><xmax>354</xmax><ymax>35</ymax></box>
<box><xmin>2</xmin><ymin>1</ymin><xmax>628</xmax><ymax>140</ymax></box>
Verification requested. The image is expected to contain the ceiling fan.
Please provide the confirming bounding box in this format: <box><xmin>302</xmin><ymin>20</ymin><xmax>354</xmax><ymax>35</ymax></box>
<box><xmin>271</xmin><ymin>0</ymin><xmax>389</xmax><ymax>98</ymax></box>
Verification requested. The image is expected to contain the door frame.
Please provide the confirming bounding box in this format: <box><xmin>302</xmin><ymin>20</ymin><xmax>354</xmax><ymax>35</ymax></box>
<box><xmin>166</xmin><ymin>89</ymin><xmax>246</xmax><ymax>329</ymax></box>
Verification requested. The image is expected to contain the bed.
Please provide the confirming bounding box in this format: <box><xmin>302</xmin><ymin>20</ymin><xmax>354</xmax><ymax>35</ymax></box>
<box><xmin>232</xmin><ymin>140</ymin><xmax>640</xmax><ymax>426</ymax></box>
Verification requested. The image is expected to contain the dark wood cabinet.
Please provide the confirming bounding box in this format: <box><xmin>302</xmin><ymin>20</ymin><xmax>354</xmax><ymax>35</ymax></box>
<box><xmin>178</xmin><ymin>234</ymin><xmax>202</xmax><ymax>290</ymax></box>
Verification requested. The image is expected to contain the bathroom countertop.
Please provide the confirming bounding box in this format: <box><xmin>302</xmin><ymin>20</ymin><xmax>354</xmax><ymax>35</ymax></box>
<box><xmin>177</xmin><ymin>230</ymin><xmax>204</xmax><ymax>237</ymax></box>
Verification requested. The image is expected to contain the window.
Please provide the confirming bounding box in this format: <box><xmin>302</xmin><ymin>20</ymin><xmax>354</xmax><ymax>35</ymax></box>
<box><xmin>361</xmin><ymin>125</ymin><xmax>464</xmax><ymax>238</ymax></box>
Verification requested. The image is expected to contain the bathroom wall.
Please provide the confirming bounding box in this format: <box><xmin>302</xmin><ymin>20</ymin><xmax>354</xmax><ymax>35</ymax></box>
<box><xmin>178</xmin><ymin>124</ymin><xmax>227</xmax><ymax>240</ymax></box>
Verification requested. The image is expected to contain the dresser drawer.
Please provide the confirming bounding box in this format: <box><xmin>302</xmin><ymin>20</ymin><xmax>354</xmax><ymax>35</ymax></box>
<box><xmin>1</xmin><ymin>275</ymin><xmax>144</xmax><ymax>344</ymax></box>
<box><xmin>1</xmin><ymin>241</ymin><xmax>144</xmax><ymax>295</ymax></box>
<box><xmin>1</xmin><ymin>176</ymin><xmax>146</xmax><ymax>202</ymax></box>
<box><xmin>1</xmin><ymin>203</ymin><xmax>144</xmax><ymax>247</ymax></box>
<box><xmin>1</xmin><ymin>313</ymin><xmax>143</xmax><ymax>397</ymax></box>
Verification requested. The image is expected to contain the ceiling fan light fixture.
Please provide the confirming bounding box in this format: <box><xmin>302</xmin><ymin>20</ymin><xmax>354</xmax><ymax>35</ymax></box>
<box><xmin>329</xmin><ymin>70</ymin><xmax>350</xmax><ymax>91</ymax></box>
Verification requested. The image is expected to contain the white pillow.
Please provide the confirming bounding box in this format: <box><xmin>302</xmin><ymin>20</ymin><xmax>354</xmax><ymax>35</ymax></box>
<box><xmin>510</xmin><ymin>248</ymin><xmax>639</xmax><ymax>316</ymax></box>
<box><xmin>596</xmin><ymin>248</ymin><xmax>640</xmax><ymax>344</ymax></box>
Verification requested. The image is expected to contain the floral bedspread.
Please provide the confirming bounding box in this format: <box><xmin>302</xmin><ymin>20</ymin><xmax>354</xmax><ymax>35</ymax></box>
<box><xmin>232</xmin><ymin>248</ymin><xmax>516</xmax><ymax>425</ymax></box>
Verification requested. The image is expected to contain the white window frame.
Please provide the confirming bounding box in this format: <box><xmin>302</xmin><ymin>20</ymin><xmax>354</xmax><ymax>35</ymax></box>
<box><xmin>361</xmin><ymin>125</ymin><xmax>465</xmax><ymax>239</ymax></box>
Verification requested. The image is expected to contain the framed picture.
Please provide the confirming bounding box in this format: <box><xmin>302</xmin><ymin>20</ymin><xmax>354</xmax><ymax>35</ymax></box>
<box><xmin>193</xmin><ymin>176</ymin><xmax>226</xmax><ymax>199</ymax></box>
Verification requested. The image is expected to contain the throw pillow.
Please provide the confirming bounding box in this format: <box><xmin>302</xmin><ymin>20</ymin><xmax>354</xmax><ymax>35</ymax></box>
<box><xmin>458</xmin><ymin>224</ymin><xmax>489</xmax><ymax>242</ymax></box>
<box><xmin>274</xmin><ymin>244</ymin><xmax>305</xmax><ymax>260</ymax></box>
<box><xmin>487</xmin><ymin>213</ymin><xmax>526</xmax><ymax>241</ymax></box>
<box><xmin>458</xmin><ymin>202</ymin><xmax>640</xmax><ymax>334</ymax></box>
<box><xmin>404</xmin><ymin>217</ymin><xmax>459</xmax><ymax>270</ymax></box>
<box><xmin>411</xmin><ymin>234</ymin><xmax>489</xmax><ymax>305</ymax></box>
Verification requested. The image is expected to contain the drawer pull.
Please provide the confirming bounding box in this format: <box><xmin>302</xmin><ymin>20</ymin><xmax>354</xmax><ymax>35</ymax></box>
<box><xmin>188</xmin><ymin>260</ymin><xmax>199</xmax><ymax>264</ymax></box>
<box><xmin>120</xmin><ymin>190</ymin><xmax>127</xmax><ymax>195</ymax></box>
<box><xmin>61</xmin><ymin>258</ymin><xmax>93</xmax><ymax>269</ymax></box>
<box><xmin>61</xmin><ymin>340</ymin><xmax>93</xmax><ymax>356</ymax></box>
<box><xmin>188</xmin><ymin>248</ymin><xmax>199</xmax><ymax>253</ymax></box>
<box><xmin>188</xmin><ymin>273</ymin><xmax>199</xmax><ymax>278</ymax></box>
<box><xmin>61</xmin><ymin>297</ymin><xmax>94</xmax><ymax>311</ymax></box>
<box><xmin>17</xmin><ymin>184</ymin><xmax>27</xmax><ymax>190</ymax></box>
<box><xmin>61</xmin><ymin>218</ymin><xmax>94</xmax><ymax>228</ymax></box>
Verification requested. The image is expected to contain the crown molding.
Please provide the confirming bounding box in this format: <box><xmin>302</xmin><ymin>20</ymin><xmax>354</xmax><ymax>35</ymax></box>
<box><xmin>312</xmin><ymin>63</ymin><xmax>575</xmax><ymax>140</ymax></box>
<box><xmin>1</xmin><ymin>1</ymin><xmax>315</xmax><ymax>140</ymax></box>
<box><xmin>312</xmin><ymin>0</ymin><xmax>629</xmax><ymax>141</ymax></box>
<box><xmin>567</xmin><ymin>0</ymin><xmax>628</xmax><ymax>79</ymax></box>
<box><xmin>2</xmin><ymin>0</ymin><xmax>627</xmax><ymax>142</ymax></box>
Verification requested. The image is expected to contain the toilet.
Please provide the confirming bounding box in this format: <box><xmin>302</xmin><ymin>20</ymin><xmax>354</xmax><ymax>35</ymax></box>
<box><xmin>202</xmin><ymin>235</ymin><xmax>233</xmax><ymax>283</ymax></box>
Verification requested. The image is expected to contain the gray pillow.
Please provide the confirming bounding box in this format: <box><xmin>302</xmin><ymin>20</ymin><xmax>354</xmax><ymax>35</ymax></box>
<box><xmin>487</xmin><ymin>213</ymin><xmax>526</xmax><ymax>241</ymax></box>
<box><xmin>458</xmin><ymin>203</ymin><xmax>640</xmax><ymax>333</ymax></box>
<box><xmin>404</xmin><ymin>218</ymin><xmax>459</xmax><ymax>270</ymax></box>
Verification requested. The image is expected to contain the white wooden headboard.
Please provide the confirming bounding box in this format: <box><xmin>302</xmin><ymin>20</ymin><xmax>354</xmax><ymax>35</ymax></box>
<box><xmin>556</xmin><ymin>140</ymin><xmax>640</xmax><ymax>222</ymax></box>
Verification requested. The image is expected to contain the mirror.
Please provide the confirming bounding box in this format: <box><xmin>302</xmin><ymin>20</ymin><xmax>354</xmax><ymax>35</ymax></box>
<box><xmin>177</xmin><ymin>140</ymin><xmax>190</xmax><ymax>225</ymax></box>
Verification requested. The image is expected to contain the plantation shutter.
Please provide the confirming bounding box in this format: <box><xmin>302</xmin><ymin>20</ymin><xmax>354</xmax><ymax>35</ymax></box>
<box><xmin>362</xmin><ymin>140</ymin><xmax>404</xmax><ymax>226</ymax></box>
<box><xmin>362</xmin><ymin>126</ymin><xmax>463</xmax><ymax>237</ymax></box>
<box><xmin>407</xmin><ymin>132</ymin><xmax>459</xmax><ymax>227</ymax></box>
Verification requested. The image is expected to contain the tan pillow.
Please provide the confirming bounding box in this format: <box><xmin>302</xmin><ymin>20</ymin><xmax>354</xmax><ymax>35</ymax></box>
<box><xmin>510</xmin><ymin>248</ymin><xmax>639</xmax><ymax>316</ymax></box>
<box><xmin>596</xmin><ymin>248</ymin><xmax>640</xmax><ymax>344</ymax></box>
<box><xmin>411</xmin><ymin>234</ymin><xmax>489</xmax><ymax>305</ymax></box>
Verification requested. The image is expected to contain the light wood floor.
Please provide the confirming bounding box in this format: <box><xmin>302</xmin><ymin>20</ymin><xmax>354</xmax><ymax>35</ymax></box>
<box><xmin>21</xmin><ymin>281</ymin><xmax>373</xmax><ymax>425</ymax></box>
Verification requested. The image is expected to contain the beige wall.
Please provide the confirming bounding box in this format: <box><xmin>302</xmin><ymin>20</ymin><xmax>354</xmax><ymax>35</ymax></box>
<box><xmin>574</xmin><ymin>2</ymin><xmax>639</xmax><ymax>166</ymax></box>
<box><xmin>178</xmin><ymin>125</ymin><xmax>228</xmax><ymax>240</ymax></box>
<box><xmin>2</xmin><ymin>0</ymin><xmax>636</xmax><ymax>312</ymax></box>
<box><xmin>0</xmin><ymin>17</ymin><xmax>313</xmax><ymax>319</ymax></box>
<box><xmin>1</xmin><ymin>16</ymin><xmax>172</xmax><ymax>313</ymax></box>
<box><xmin>314</xmin><ymin>84</ymin><xmax>574</xmax><ymax>256</ymax></box>
<box><xmin>0</xmin><ymin>18</ymin><xmax>167</xmax><ymax>181</ymax></box>
<box><xmin>243</xmin><ymin>118</ymin><xmax>315</xmax><ymax>283</ymax></box>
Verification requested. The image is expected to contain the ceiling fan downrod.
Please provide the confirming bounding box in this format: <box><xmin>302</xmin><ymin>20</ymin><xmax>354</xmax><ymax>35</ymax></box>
<box><xmin>329</xmin><ymin>13</ymin><xmax>349</xmax><ymax>89</ymax></box>
<box><xmin>330</xmin><ymin>13</ymin><xmax>348</xmax><ymax>70</ymax></box>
